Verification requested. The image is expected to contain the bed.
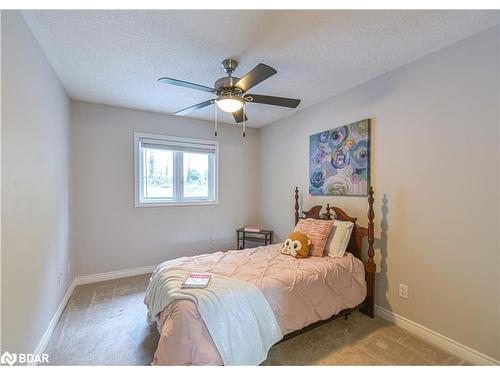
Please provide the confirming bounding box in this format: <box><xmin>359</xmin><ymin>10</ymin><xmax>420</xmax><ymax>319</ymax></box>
<box><xmin>145</xmin><ymin>186</ymin><xmax>376</xmax><ymax>365</ymax></box>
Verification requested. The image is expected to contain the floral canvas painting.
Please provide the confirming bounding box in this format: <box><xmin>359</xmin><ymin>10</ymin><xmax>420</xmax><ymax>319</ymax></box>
<box><xmin>309</xmin><ymin>119</ymin><xmax>370</xmax><ymax>196</ymax></box>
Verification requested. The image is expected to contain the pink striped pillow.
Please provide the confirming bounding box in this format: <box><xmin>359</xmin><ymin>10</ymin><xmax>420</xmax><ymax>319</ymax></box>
<box><xmin>295</xmin><ymin>219</ymin><xmax>334</xmax><ymax>257</ymax></box>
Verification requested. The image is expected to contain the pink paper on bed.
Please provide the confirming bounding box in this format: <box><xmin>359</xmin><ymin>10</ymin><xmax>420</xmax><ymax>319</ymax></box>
<box><xmin>147</xmin><ymin>244</ymin><xmax>367</xmax><ymax>365</ymax></box>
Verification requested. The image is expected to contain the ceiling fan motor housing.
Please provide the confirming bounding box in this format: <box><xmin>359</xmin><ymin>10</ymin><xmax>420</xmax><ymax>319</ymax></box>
<box><xmin>215</xmin><ymin>58</ymin><xmax>244</xmax><ymax>94</ymax></box>
<box><xmin>214</xmin><ymin>76</ymin><xmax>242</xmax><ymax>93</ymax></box>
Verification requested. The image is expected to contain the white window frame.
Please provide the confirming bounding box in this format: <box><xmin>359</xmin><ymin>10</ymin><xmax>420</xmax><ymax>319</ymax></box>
<box><xmin>134</xmin><ymin>132</ymin><xmax>219</xmax><ymax>207</ymax></box>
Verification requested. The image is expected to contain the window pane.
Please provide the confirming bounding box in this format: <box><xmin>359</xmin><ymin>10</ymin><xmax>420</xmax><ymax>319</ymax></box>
<box><xmin>143</xmin><ymin>148</ymin><xmax>174</xmax><ymax>199</ymax></box>
<box><xmin>183</xmin><ymin>152</ymin><xmax>209</xmax><ymax>198</ymax></box>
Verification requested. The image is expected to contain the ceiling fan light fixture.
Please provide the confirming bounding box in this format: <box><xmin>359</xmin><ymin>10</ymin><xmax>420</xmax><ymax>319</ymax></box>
<box><xmin>216</xmin><ymin>94</ymin><xmax>244</xmax><ymax>113</ymax></box>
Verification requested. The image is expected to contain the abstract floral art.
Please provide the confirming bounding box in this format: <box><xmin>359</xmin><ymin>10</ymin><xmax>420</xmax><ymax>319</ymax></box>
<box><xmin>309</xmin><ymin>119</ymin><xmax>371</xmax><ymax>196</ymax></box>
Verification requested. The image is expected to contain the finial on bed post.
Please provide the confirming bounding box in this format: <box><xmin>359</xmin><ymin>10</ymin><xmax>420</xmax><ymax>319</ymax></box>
<box><xmin>367</xmin><ymin>186</ymin><xmax>375</xmax><ymax>265</ymax></box>
<box><xmin>294</xmin><ymin>187</ymin><xmax>299</xmax><ymax>225</ymax></box>
<box><xmin>324</xmin><ymin>203</ymin><xmax>332</xmax><ymax>220</ymax></box>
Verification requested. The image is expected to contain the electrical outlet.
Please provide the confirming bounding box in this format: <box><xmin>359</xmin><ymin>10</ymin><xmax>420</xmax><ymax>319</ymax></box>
<box><xmin>58</xmin><ymin>270</ymin><xmax>63</xmax><ymax>285</ymax></box>
<box><xmin>67</xmin><ymin>262</ymin><xmax>70</xmax><ymax>274</ymax></box>
<box><xmin>399</xmin><ymin>283</ymin><xmax>408</xmax><ymax>299</ymax></box>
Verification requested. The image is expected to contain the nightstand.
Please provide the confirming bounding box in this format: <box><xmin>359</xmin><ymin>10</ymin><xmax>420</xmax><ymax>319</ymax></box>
<box><xmin>236</xmin><ymin>228</ymin><xmax>273</xmax><ymax>250</ymax></box>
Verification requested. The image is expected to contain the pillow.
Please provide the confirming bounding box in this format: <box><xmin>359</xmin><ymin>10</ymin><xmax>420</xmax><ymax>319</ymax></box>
<box><xmin>281</xmin><ymin>231</ymin><xmax>310</xmax><ymax>258</ymax></box>
<box><xmin>295</xmin><ymin>218</ymin><xmax>334</xmax><ymax>257</ymax></box>
<box><xmin>326</xmin><ymin>220</ymin><xmax>354</xmax><ymax>258</ymax></box>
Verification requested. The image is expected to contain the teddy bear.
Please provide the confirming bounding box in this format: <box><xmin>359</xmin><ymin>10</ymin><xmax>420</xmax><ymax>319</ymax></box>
<box><xmin>281</xmin><ymin>231</ymin><xmax>311</xmax><ymax>258</ymax></box>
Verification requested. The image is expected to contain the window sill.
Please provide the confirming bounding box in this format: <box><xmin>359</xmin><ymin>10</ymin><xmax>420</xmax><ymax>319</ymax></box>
<box><xmin>134</xmin><ymin>200</ymin><xmax>219</xmax><ymax>208</ymax></box>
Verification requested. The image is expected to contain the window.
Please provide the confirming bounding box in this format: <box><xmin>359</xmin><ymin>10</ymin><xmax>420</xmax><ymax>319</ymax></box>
<box><xmin>134</xmin><ymin>133</ymin><xmax>218</xmax><ymax>207</ymax></box>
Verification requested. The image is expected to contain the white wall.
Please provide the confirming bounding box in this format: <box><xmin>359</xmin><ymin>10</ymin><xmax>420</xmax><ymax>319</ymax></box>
<box><xmin>1</xmin><ymin>11</ymin><xmax>73</xmax><ymax>353</ymax></box>
<box><xmin>259</xmin><ymin>27</ymin><xmax>500</xmax><ymax>360</ymax></box>
<box><xmin>70</xmin><ymin>101</ymin><xmax>260</xmax><ymax>276</ymax></box>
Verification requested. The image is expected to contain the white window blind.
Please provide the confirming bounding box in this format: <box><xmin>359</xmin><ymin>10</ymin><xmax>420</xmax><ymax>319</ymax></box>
<box><xmin>139</xmin><ymin>138</ymin><xmax>217</xmax><ymax>154</ymax></box>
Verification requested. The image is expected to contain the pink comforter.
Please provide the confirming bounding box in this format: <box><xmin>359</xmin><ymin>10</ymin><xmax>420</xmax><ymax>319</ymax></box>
<box><xmin>147</xmin><ymin>244</ymin><xmax>367</xmax><ymax>365</ymax></box>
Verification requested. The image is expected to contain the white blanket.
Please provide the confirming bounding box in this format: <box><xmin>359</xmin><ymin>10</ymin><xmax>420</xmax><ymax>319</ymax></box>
<box><xmin>145</xmin><ymin>268</ymin><xmax>283</xmax><ymax>365</ymax></box>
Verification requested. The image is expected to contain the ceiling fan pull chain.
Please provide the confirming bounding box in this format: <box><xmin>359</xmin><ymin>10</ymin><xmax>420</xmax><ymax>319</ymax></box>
<box><xmin>243</xmin><ymin>104</ymin><xmax>246</xmax><ymax>138</ymax></box>
<box><xmin>214</xmin><ymin>103</ymin><xmax>218</xmax><ymax>137</ymax></box>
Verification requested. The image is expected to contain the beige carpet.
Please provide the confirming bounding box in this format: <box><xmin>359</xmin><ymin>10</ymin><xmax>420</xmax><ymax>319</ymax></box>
<box><xmin>44</xmin><ymin>274</ymin><xmax>467</xmax><ymax>366</ymax></box>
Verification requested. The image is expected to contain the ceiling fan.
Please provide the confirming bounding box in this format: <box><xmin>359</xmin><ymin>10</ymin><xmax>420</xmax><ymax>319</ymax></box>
<box><xmin>158</xmin><ymin>58</ymin><xmax>301</xmax><ymax>126</ymax></box>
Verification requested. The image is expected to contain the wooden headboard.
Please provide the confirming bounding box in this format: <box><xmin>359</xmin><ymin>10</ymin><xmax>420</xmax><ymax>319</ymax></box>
<box><xmin>293</xmin><ymin>186</ymin><xmax>376</xmax><ymax>317</ymax></box>
<box><xmin>293</xmin><ymin>186</ymin><xmax>375</xmax><ymax>263</ymax></box>
<box><xmin>301</xmin><ymin>205</ymin><xmax>366</xmax><ymax>261</ymax></box>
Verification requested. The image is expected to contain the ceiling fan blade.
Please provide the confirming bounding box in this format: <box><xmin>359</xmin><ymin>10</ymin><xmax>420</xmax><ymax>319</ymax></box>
<box><xmin>175</xmin><ymin>99</ymin><xmax>215</xmax><ymax>116</ymax></box>
<box><xmin>235</xmin><ymin>64</ymin><xmax>277</xmax><ymax>92</ymax></box>
<box><xmin>232</xmin><ymin>108</ymin><xmax>248</xmax><ymax>123</ymax></box>
<box><xmin>245</xmin><ymin>94</ymin><xmax>300</xmax><ymax>108</ymax></box>
<box><xmin>158</xmin><ymin>77</ymin><xmax>216</xmax><ymax>94</ymax></box>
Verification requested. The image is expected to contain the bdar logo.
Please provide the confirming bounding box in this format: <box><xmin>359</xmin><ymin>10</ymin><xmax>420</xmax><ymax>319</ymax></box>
<box><xmin>0</xmin><ymin>351</ymin><xmax>48</xmax><ymax>365</ymax></box>
<box><xmin>1</xmin><ymin>351</ymin><xmax>17</xmax><ymax>366</ymax></box>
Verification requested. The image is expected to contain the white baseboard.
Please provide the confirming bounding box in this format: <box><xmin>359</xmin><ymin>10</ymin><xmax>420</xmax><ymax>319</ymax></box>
<box><xmin>375</xmin><ymin>305</ymin><xmax>499</xmax><ymax>365</ymax></box>
<box><xmin>32</xmin><ymin>279</ymin><xmax>77</xmax><ymax>361</ymax></box>
<box><xmin>74</xmin><ymin>264</ymin><xmax>156</xmax><ymax>286</ymax></box>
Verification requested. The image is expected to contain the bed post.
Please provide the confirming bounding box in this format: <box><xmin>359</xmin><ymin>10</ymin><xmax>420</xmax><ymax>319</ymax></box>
<box><xmin>294</xmin><ymin>187</ymin><xmax>300</xmax><ymax>225</ymax></box>
<box><xmin>360</xmin><ymin>186</ymin><xmax>376</xmax><ymax>318</ymax></box>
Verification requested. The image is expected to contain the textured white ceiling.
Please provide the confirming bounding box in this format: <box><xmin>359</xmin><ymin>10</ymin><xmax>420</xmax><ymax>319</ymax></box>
<box><xmin>21</xmin><ymin>10</ymin><xmax>499</xmax><ymax>127</ymax></box>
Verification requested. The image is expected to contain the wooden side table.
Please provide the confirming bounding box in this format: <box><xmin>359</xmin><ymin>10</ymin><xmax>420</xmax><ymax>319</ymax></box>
<box><xmin>236</xmin><ymin>228</ymin><xmax>273</xmax><ymax>250</ymax></box>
